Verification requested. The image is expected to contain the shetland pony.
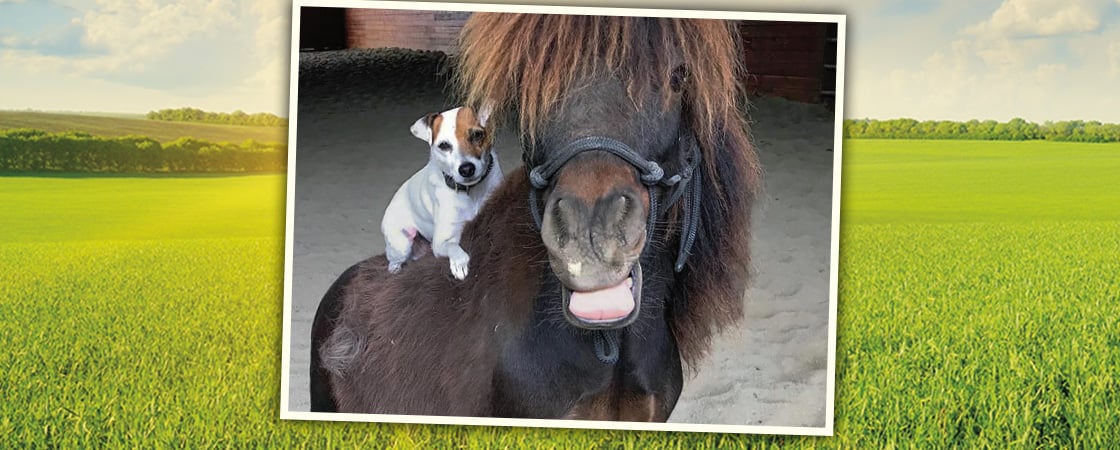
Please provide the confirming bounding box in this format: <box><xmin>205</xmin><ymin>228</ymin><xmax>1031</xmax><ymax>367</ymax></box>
<box><xmin>310</xmin><ymin>13</ymin><xmax>760</xmax><ymax>421</ymax></box>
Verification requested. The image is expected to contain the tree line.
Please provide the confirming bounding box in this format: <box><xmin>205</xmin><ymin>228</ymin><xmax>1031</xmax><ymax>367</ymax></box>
<box><xmin>0</xmin><ymin>129</ymin><xmax>286</xmax><ymax>173</ymax></box>
<box><xmin>843</xmin><ymin>118</ymin><xmax>1120</xmax><ymax>143</ymax></box>
<box><xmin>146</xmin><ymin>107</ymin><xmax>288</xmax><ymax>127</ymax></box>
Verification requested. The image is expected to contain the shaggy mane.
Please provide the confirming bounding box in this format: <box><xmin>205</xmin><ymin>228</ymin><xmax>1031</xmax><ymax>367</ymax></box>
<box><xmin>455</xmin><ymin>13</ymin><xmax>761</xmax><ymax>368</ymax></box>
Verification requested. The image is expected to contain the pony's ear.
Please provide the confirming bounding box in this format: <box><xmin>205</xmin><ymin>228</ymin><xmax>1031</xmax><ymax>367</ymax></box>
<box><xmin>410</xmin><ymin>112</ymin><xmax>438</xmax><ymax>144</ymax></box>
<box><xmin>477</xmin><ymin>100</ymin><xmax>494</xmax><ymax>127</ymax></box>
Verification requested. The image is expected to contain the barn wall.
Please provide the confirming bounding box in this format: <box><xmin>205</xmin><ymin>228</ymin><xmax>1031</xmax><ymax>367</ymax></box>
<box><xmin>739</xmin><ymin>21</ymin><xmax>828</xmax><ymax>104</ymax></box>
<box><xmin>344</xmin><ymin>9</ymin><xmax>469</xmax><ymax>53</ymax></box>
<box><xmin>339</xmin><ymin>11</ymin><xmax>835</xmax><ymax>104</ymax></box>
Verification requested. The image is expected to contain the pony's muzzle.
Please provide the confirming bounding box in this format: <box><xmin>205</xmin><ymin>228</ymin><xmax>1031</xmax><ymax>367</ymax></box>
<box><xmin>540</xmin><ymin>152</ymin><xmax>648</xmax><ymax>289</ymax></box>
<box><xmin>540</xmin><ymin>152</ymin><xmax>649</xmax><ymax>330</ymax></box>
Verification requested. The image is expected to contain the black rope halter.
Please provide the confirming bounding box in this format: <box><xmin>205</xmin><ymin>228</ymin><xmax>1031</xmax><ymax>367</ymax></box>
<box><xmin>524</xmin><ymin>132</ymin><xmax>703</xmax><ymax>364</ymax></box>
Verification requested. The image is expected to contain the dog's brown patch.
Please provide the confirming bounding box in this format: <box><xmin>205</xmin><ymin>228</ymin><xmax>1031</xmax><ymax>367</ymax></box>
<box><xmin>427</xmin><ymin>113</ymin><xmax>444</xmax><ymax>143</ymax></box>
<box><xmin>455</xmin><ymin>106</ymin><xmax>491</xmax><ymax>157</ymax></box>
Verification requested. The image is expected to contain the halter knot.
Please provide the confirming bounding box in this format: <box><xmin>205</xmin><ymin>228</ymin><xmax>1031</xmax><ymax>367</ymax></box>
<box><xmin>640</xmin><ymin>162</ymin><xmax>664</xmax><ymax>185</ymax></box>
<box><xmin>528</xmin><ymin>167</ymin><xmax>550</xmax><ymax>189</ymax></box>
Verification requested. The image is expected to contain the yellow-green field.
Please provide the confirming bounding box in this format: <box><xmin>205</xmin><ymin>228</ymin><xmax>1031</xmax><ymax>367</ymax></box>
<box><xmin>834</xmin><ymin>139</ymin><xmax>1120</xmax><ymax>447</ymax></box>
<box><xmin>0</xmin><ymin>110</ymin><xmax>286</xmax><ymax>144</ymax></box>
<box><xmin>2</xmin><ymin>138</ymin><xmax>1119</xmax><ymax>447</ymax></box>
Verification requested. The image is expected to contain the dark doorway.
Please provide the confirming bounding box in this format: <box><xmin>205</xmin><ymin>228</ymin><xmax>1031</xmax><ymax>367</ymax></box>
<box><xmin>300</xmin><ymin>7</ymin><xmax>346</xmax><ymax>51</ymax></box>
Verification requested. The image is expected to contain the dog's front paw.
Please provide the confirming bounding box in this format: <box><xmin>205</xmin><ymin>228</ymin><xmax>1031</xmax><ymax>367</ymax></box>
<box><xmin>448</xmin><ymin>248</ymin><xmax>470</xmax><ymax>280</ymax></box>
<box><xmin>387</xmin><ymin>260</ymin><xmax>404</xmax><ymax>274</ymax></box>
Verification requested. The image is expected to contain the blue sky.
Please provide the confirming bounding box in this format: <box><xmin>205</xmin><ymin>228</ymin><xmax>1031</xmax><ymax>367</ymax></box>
<box><xmin>0</xmin><ymin>0</ymin><xmax>1117</xmax><ymax>122</ymax></box>
<box><xmin>0</xmin><ymin>0</ymin><xmax>289</xmax><ymax>116</ymax></box>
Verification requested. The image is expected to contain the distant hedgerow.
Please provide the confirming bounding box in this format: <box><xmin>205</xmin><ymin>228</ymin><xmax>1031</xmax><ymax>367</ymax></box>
<box><xmin>0</xmin><ymin>128</ymin><xmax>286</xmax><ymax>173</ymax></box>
<box><xmin>146</xmin><ymin>107</ymin><xmax>288</xmax><ymax>127</ymax></box>
<box><xmin>843</xmin><ymin>118</ymin><xmax>1120</xmax><ymax>142</ymax></box>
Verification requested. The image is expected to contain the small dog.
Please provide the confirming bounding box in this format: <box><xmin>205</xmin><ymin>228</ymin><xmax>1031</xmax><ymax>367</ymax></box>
<box><xmin>382</xmin><ymin>105</ymin><xmax>502</xmax><ymax>280</ymax></box>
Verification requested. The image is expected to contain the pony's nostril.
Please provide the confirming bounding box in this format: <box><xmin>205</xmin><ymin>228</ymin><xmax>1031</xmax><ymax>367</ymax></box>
<box><xmin>608</xmin><ymin>193</ymin><xmax>637</xmax><ymax>223</ymax></box>
<box><xmin>458</xmin><ymin>164</ymin><xmax>476</xmax><ymax>178</ymax></box>
<box><xmin>551</xmin><ymin>198</ymin><xmax>569</xmax><ymax>247</ymax></box>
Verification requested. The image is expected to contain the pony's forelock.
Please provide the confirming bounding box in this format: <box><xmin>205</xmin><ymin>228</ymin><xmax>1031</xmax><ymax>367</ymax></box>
<box><xmin>457</xmin><ymin>15</ymin><xmax>743</xmax><ymax>156</ymax></box>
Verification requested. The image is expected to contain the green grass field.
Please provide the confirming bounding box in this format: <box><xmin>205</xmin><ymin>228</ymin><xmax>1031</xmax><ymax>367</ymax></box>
<box><xmin>0</xmin><ymin>175</ymin><xmax>286</xmax><ymax>242</ymax></box>
<box><xmin>0</xmin><ymin>110</ymin><xmax>286</xmax><ymax>144</ymax></box>
<box><xmin>2</xmin><ymin>138</ymin><xmax>1119</xmax><ymax>447</ymax></box>
<box><xmin>841</xmin><ymin>140</ymin><xmax>1120</xmax><ymax>224</ymax></box>
<box><xmin>833</xmin><ymin>139</ymin><xmax>1120</xmax><ymax>447</ymax></box>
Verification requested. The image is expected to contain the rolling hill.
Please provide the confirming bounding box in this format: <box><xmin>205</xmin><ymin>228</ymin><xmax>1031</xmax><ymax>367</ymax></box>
<box><xmin>0</xmin><ymin>110</ymin><xmax>286</xmax><ymax>144</ymax></box>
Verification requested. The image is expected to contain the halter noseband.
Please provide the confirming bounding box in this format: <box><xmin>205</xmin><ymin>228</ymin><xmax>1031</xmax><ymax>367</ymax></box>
<box><xmin>525</xmin><ymin>134</ymin><xmax>703</xmax><ymax>272</ymax></box>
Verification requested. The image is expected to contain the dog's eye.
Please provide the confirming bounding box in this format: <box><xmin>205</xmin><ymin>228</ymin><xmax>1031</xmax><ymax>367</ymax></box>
<box><xmin>437</xmin><ymin>142</ymin><xmax>452</xmax><ymax>152</ymax></box>
<box><xmin>468</xmin><ymin>129</ymin><xmax>485</xmax><ymax>144</ymax></box>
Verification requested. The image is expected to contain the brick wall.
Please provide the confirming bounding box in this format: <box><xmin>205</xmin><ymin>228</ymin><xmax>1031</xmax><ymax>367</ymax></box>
<box><xmin>739</xmin><ymin>21</ymin><xmax>828</xmax><ymax>104</ymax></box>
<box><xmin>345</xmin><ymin>9</ymin><xmax>469</xmax><ymax>53</ymax></box>
<box><xmin>340</xmin><ymin>11</ymin><xmax>835</xmax><ymax>104</ymax></box>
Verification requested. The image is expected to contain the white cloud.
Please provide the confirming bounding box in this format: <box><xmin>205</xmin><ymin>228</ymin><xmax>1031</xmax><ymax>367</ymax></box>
<box><xmin>78</xmin><ymin>0</ymin><xmax>237</xmax><ymax>72</ymax></box>
<box><xmin>847</xmin><ymin>0</ymin><xmax>1120</xmax><ymax>122</ymax></box>
<box><xmin>855</xmin><ymin>21</ymin><xmax>1120</xmax><ymax>122</ymax></box>
<box><xmin>1110</xmin><ymin>41</ymin><xmax>1120</xmax><ymax>77</ymax></box>
<box><xmin>964</xmin><ymin>0</ymin><xmax>1108</xmax><ymax>38</ymax></box>
<box><xmin>0</xmin><ymin>0</ymin><xmax>292</xmax><ymax>114</ymax></box>
<box><xmin>1034</xmin><ymin>62</ymin><xmax>1067</xmax><ymax>81</ymax></box>
<box><xmin>1</xmin><ymin>0</ymin><xmax>1116</xmax><ymax>120</ymax></box>
<box><xmin>245</xmin><ymin>0</ymin><xmax>291</xmax><ymax>101</ymax></box>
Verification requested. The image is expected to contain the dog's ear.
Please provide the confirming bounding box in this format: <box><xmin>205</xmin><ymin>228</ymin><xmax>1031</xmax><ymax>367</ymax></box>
<box><xmin>477</xmin><ymin>101</ymin><xmax>494</xmax><ymax>128</ymax></box>
<box><xmin>410</xmin><ymin>112</ymin><xmax>438</xmax><ymax>143</ymax></box>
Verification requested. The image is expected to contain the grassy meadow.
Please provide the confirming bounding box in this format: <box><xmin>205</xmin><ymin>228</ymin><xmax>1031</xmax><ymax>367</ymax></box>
<box><xmin>834</xmin><ymin>139</ymin><xmax>1120</xmax><ymax>447</ymax></box>
<box><xmin>842</xmin><ymin>140</ymin><xmax>1120</xmax><ymax>223</ymax></box>
<box><xmin>2</xmin><ymin>138</ymin><xmax>1119</xmax><ymax>446</ymax></box>
<box><xmin>0</xmin><ymin>110</ymin><xmax>286</xmax><ymax>144</ymax></box>
<box><xmin>0</xmin><ymin>175</ymin><xmax>286</xmax><ymax>242</ymax></box>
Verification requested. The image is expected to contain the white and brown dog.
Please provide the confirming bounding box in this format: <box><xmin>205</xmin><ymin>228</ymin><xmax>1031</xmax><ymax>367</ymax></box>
<box><xmin>382</xmin><ymin>105</ymin><xmax>502</xmax><ymax>280</ymax></box>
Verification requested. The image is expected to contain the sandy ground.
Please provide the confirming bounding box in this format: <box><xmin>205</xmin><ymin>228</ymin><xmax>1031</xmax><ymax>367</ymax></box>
<box><xmin>285</xmin><ymin>49</ymin><xmax>836</xmax><ymax>428</ymax></box>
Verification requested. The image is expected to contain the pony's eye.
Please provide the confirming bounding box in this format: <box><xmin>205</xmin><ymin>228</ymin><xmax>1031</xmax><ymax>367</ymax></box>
<box><xmin>670</xmin><ymin>65</ymin><xmax>689</xmax><ymax>93</ymax></box>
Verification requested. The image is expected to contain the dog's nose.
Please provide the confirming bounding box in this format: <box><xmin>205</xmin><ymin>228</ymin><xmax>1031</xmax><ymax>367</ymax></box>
<box><xmin>458</xmin><ymin>163</ymin><xmax>476</xmax><ymax>178</ymax></box>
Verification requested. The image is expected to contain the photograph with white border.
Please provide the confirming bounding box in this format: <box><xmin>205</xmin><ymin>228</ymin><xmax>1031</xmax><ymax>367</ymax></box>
<box><xmin>280</xmin><ymin>0</ymin><xmax>845</xmax><ymax>436</ymax></box>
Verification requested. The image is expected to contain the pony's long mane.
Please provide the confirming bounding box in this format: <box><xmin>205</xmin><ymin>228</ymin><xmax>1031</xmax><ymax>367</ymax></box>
<box><xmin>456</xmin><ymin>13</ymin><xmax>761</xmax><ymax>368</ymax></box>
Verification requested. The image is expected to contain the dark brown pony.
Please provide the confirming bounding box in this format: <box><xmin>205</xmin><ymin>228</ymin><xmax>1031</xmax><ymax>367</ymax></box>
<box><xmin>310</xmin><ymin>13</ymin><xmax>760</xmax><ymax>421</ymax></box>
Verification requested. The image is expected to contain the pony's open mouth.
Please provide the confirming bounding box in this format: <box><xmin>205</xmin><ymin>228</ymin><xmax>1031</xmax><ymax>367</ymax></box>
<box><xmin>561</xmin><ymin>264</ymin><xmax>642</xmax><ymax>329</ymax></box>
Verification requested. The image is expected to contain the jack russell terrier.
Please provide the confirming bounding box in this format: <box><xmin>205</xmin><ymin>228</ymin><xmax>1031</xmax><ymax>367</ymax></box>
<box><xmin>382</xmin><ymin>105</ymin><xmax>502</xmax><ymax>280</ymax></box>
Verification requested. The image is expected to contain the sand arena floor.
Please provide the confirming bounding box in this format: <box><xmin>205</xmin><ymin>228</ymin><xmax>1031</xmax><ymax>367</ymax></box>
<box><xmin>285</xmin><ymin>49</ymin><xmax>836</xmax><ymax>427</ymax></box>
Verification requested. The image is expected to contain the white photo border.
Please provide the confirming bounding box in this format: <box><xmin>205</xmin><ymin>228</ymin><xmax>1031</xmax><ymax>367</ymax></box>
<box><xmin>279</xmin><ymin>0</ymin><xmax>846</xmax><ymax>437</ymax></box>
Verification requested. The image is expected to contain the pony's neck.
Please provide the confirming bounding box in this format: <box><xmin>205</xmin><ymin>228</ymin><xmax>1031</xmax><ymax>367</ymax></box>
<box><xmin>461</xmin><ymin>169</ymin><xmax>550</xmax><ymax>324</ymax></box>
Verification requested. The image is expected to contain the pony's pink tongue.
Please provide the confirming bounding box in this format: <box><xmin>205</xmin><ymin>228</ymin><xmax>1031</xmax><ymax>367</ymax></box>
<box><xmin>567</xmin><ymin>278</ymin><xmax>634</xmax><ymax>321</ymax></box>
